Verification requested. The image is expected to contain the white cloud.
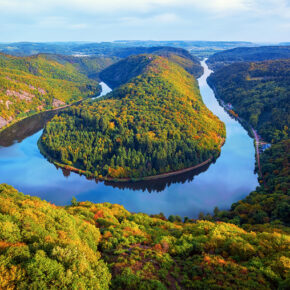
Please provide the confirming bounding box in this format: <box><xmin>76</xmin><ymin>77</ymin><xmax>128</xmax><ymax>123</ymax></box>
<box><xmin>119</xmin><ymin>13</ymin><xmax>180</xmax><ymax>27</ymax></box>
<box><xmin>1</xmin><ymin>0</ymin><xmax>289</xmax><ymax>17</ymax></box>
<box><xmin>38</xmin><ymin>17</ymin><xmax>88</xmax><ymax>30</ymax></box>
<box><xmin>0</xmin><ymin>0</ymin><xmax>260</xmax><ymax>14</ymax></box>
<box><xmin>0</xmin><ymin>0</ymin><xmax>289</xmax><ymax>41</ymax></box>
<box><xmin>190</xmin><ymin>0</ymin><xmax>249</xmax><ymax>12</ymax></box>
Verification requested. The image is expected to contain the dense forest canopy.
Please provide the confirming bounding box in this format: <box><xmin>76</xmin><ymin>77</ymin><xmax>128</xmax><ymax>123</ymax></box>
<box><xmin>207</xmin><ymin>58</ymin><xmax>289</xmax><ymax>228</ymax></box>
<box><xmin>209</xmin><ymin>139</ymin><xmax>289</xmax><ymax>227</ymax></box>
<box><xmin>39</xmin><ymin>53</ymin><xmax>118</xmax><ymax>80</ymax></box>
<box><xmin>99</xmin><ymin>55</ymin><xmax>153</xmax><ymax>89</ymax></box>
<box><xmin>207</xmin><ymin>46</ymin><xmax>290</xmax><ymax>70</ymax></box>
<box><xmin>0</xmin><ymin>53</ymin><xmax>105</xmax><ymax>130</ymax></box>
<box><xmin>0</xmin><ymin>184</ymin><xmax>111</xmax><ymax>289</ymax></box>
<box><xmin>208</xmin><ymin>59</ymin><xmax>289</xmax><ymax>143</ymax></box>
<box><xmin>40</xmin><ymin>54</ymin><xmax>225</xmax><ymax>179</ymax></box>
<box><xmin>0</xmin><ymin>183</ymin><xmax>289</xmax><ymax>289</ymax></box>
<box><xmin>100</xmin><ymin>47</ymin><xmax>203</xmax><ymax>88</ymax></box>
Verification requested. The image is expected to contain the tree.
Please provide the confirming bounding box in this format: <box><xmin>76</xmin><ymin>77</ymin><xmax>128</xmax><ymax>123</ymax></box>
<box><xmin>71</xmin><ymin>196</ymin><xmax>79</xmax><ymax>207</ymax></box>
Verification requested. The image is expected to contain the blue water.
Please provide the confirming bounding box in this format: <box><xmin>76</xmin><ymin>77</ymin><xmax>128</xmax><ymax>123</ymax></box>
<box><xmin>0</xmin><ymin>61</ymin><xmax>258</xmax><ymax>218</ymax></box>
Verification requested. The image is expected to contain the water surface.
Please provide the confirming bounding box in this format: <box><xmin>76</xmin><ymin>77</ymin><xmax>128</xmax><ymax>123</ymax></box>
<box><xmin>0</xmin><ymin>62</ymin><xmax>258</xmax><ymax>218</ymax></box>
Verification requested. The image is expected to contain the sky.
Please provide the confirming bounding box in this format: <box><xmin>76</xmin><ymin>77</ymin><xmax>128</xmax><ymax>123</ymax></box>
<box><xmin>0</xmin><ymin>0</ymin><xmax>289</xmax><ymax>43</ymax></box>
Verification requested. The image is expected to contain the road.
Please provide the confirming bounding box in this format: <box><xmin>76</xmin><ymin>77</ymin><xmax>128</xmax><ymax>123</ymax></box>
<box><xmin>252</xmin><ymin>128</ymin><xmax>262</xmax><ymax>177</ymax></box>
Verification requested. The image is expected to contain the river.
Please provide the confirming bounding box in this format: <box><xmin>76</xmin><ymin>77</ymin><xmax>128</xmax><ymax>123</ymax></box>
<box><xmin>0</xmin><ymin>61</ymin><xmax>258</xmax><ymax>218</ymax></box>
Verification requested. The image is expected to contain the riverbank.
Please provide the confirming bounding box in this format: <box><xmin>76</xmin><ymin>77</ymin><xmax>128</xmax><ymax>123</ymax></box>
<box><xmin>38</xmin><ymin>137</ymin><xmax>225</xmax><ymax>182</ymax></box>
<box><xmin>0</xmin><ymin>60</ymin><xmax>258</xmax><ymax>217</ymax></box>
<box><xmin>0</xmin><ymin>99</ymin><xmax>85</xmax><ymax>134</ymax></box>
<box><xmin>206</xmin><ymin>78</ymin><xmax>263</xmax><ymax>179</ymax></box>
<box><xmin>0</xmin><ymin>82</ymin><xmax>105</xmax><ymax>134</ymax></box>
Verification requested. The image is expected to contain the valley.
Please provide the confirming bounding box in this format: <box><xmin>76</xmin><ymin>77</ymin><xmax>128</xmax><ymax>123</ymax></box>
<box><xmin>0</xmin><ymin>53</ymin><xmax>117</xmax><ymax>131</ymax></box>
<box><xmin>0</xmin><ymin>60</ymin><xmax>258</xmax><ymax>218</ymax></box>
<box><xmin>0</xmin><ymin>43</ymin><xmax>289</xmax><ymax>289</ymax></box>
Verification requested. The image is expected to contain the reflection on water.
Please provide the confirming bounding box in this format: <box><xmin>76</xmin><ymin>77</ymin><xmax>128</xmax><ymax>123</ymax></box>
<box><xmin>0</xmin><ymin>82</ymin><xmax>110</xmax><ymax>147</ymax></box>
<box><xmin>104</xmin><ymin>162</ymin><xmax>211</xmax><ymax>192</ymax></box>
<box><xmin>0</xmin><ymin>65</ymin><xmax>259</xmax><ymax>218</ymax></box>
<box><xmin>0</xmin><ymin>110</ymin><xmax>60</xmax><ymax>147</ymax></box>
<box><xmin>57</xmin><ymin>161</ymin><xmax>211</xmax><ymax>192</ymax></box>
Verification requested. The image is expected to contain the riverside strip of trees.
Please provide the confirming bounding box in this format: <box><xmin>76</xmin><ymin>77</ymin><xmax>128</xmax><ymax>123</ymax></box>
<box><xmin>207</xmin><ymin>59</ymin><xmax>289</xmax><ymax>227</ymax></box>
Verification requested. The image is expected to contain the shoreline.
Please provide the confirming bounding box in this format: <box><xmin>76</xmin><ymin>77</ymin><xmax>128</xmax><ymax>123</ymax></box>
<box><xmin>0</xmin><ymin>89</ymin><xmax>103</xmax><ymax>134</ymax></box>
<box><xmin>207</xmin><ymin>79</ymin><xmax>262</xmax><ymax>175</ymax></box>
<box><xmin>0</xmin><ymin>101</ymin><xmax>81</xmax><ymax>134</ymax></box>
<box><xmin>38</xmin><ymin>138</ymin><xmax>221</xmax><ymax>183</ymax></box>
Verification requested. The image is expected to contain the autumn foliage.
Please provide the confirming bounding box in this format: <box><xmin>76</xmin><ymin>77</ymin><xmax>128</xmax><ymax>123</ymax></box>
<box><xmin>0</xmin><ymin>184</ymin><xmax>289</xmax><ymax>289</ymax></box>
<box><xmin>40</xmin><ymin>55</ymin><xmax>225</xmax><ymax>179</ymax></box>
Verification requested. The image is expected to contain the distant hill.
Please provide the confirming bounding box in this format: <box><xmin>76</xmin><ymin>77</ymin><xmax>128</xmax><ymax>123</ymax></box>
<box><xmin>0</xmin><ymin>40</ymin><xmax>256</xmax><ymax>59</ymax></box>
<box><xmin>100</xmin><ymin>47</ymin><xmax>203</xmax><ymax>88</ymax></box>
<box><xmin>113</xmin><ymin>46</ymin><xmax>203</xmax><ymax>78</ymax></box>
<box><xmin>207</xmin><ymin>46</ymin><xmax>290</xmax><ymax>70</ymax></box>
<box><xmin>40</xmin><ymin>54</ymin><xmax>118</xmax><ymax>80</ymax></box>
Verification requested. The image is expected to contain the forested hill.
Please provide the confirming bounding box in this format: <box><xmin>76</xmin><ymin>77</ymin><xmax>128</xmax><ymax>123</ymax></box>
<box><xmin>208</xmin><ymin>59</ymin><xmax>289</xmax><ymax>143</ymax></box>
<box><xmin>207</xmin><ymin>59</ymin><xmax>289</xmax><ymax>227</ymax></box>
<box><xmin>39</xmin><ymin>54</ymin><xmax>118</xmax><ymax>80</ymax></box>
<box><xmin>40</xmin><ymin>54</ymin><xmax>225</xmax><ymax>179</ymax></box>
<box><xmin>99</xmin><ymin>55</ymin><xmax>153</xmax><ymax>89</ymax></box>
<box><xmin>0</xmin><ymin>53</ymin><xmax>102</xmax><ymax>130</ymax></box>
<box><xmin>1</xmin><ymin>183</ymin><xmax>289</xmax><ymax>289</ymax></box>
<box><xmin>109</xmin><ymin>46</ymin><xmax>203</xmax><ymax>78</ymax></box>
<box><xmin>100</xmin><ymin>47</ymin><xmax>203</xmax><ymax>88</ymax></box>
<box><xmin>207</xmin><ymin>46</ymin><xmax>290</xmax><ymax>70</ymax></box>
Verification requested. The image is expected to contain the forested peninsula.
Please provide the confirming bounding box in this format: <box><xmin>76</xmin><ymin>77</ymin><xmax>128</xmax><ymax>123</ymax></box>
<box><xmin>39</xmin><ymin>54</ymin><xmax>225</xmax><ymax>180</ymax></box>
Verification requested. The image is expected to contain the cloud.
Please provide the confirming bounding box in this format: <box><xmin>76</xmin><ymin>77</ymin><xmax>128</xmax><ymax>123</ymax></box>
<box><xmin>0</xmin><ymin>0</ymin><xmax>289</xmax><ymax>42</ymax></box>
<box><xmin>190</xmin><ymin>0</ymin><xmax>249</xmax><ymax>12</ymax></box>
<box><xmin>120</xmin><ymin>13</ymin><xmax>180</xmax><ymax>27</ymax></box>
<box><xmin>38</xmin><ymin>16</ymin><xmax>88</xmax><ymax>30</ymax></box>
<box><xmin>0</xmin><ymin>0</ymin><xmax>259</xmax><ymax>14</ymax></box>
<box><xmin>1</xmin><ymin>0</ymin><xmax>289</xmax><ymax>18</ymax></box>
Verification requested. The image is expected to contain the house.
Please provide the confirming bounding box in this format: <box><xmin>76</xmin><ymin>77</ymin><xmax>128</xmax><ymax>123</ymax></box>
<box><xmin>261</xmin><ymin>143</ymin><xmax>271</xmax><ymax>151</ymax></box>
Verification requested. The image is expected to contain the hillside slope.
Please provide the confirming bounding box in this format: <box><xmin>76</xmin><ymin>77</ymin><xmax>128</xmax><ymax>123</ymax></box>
<box><xmin>0</xmin><ymin>183</ymin><xmax>289</xmax><ymax>289</ymax></box>
<box><xmin>0</xmin><ymin>53</ymin><xmax>101</xmax><ymax>130</ymax></box>
<box><xmin>207</xmin><ymin>46</ymin><xmax>290</xmax><ymax>70</ymax></box>
<box><xmin>40</xmin><ymin>54</ymin><xmax>118</xmax><ymax>80</ymax></box>
<box><xmin>100</xmin><ymin>47</ymin><xmax>203</xmax><ymax>88</ymax></box>
<box><xmin>207</xmin><ymin>59</ymin><xmax>289</xmax><ymax>227</ymax></box>
<box><xmin>0</xmin><ymin>184</ymin><xmax>111</xmax><ymax>289</ymax></box>
<box><xmin>208</xmin><ymin>59</ymin><xmax>289</xmax><ymax>143</ymax></box>
<box><xmin>39</xmin><ymin>55</ymin><xmax>225</xmax><ymax>179</ymax></box>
